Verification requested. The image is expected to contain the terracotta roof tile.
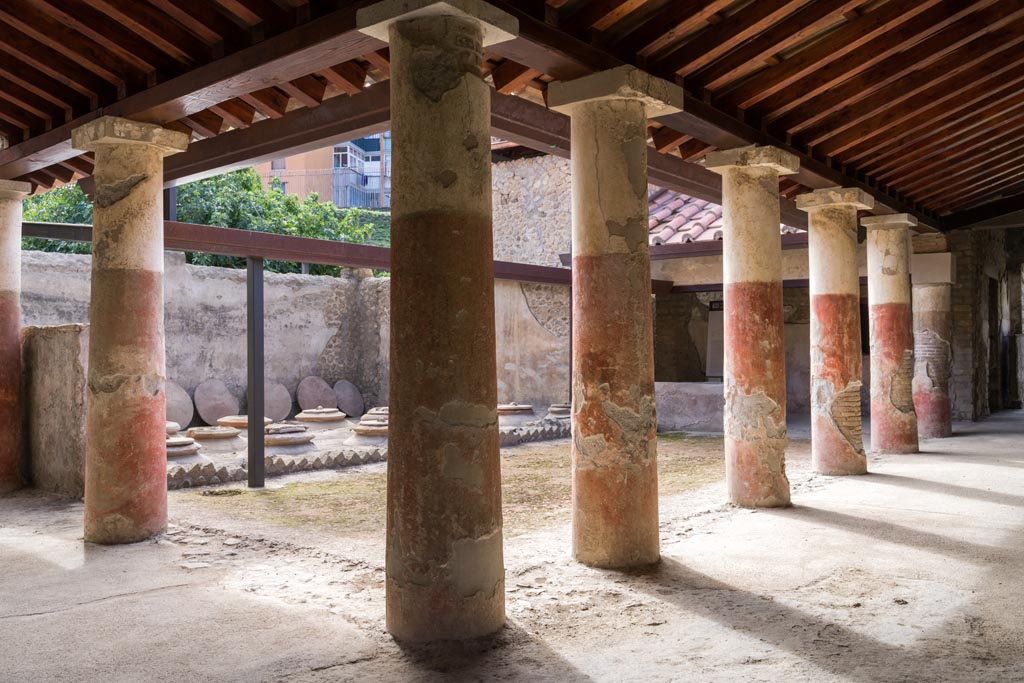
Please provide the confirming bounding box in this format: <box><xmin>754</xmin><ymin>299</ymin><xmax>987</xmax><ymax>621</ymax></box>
<box><xmin>648</xmin><ymin>188</ymin><xmax>793</xmax><ymax>246</ymax></box>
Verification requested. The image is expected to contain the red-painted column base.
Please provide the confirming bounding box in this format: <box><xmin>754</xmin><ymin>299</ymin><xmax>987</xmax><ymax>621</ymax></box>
<box><xmin>914</xmin><ymin>390</ymin><xmax>952</xmax><ymax>439</ymax></box>
<box><xmin>810</xmin><ymin>293</ymin><xmax>866</xmax><ymax>475</ymax></box>
<box><xmin>84</xmin><ymin>268</ymin><xmax>167</xmax><ymax>544</ymax></box>
<box><xmin>724</xmin><ymin>280</ymin><xmax>791</xmax><ymax>507</ymax></box>
<box><xmin>572</xmin><ymin>251</ymin><xmax>658</xmax><ymax>567</ymax></box>
<box><xmin>869</xmin><ymin>302</ymin><xmax>919</xmax><ymax>454</ymax></box>
<box><xmin>0</xmin><ymin>291</ymin><xmax>21</xmax><ymax>493</ymax></box>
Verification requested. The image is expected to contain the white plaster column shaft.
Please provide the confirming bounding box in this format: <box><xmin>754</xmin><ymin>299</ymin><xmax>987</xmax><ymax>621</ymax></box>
<box><xmin>72</xmin><ymin>116</ymin><xmax>189</xmax><ymax>544</ymax></box>
<box><xmin>705</xmin><ymin>145</ymin><xmax>799</xmax><ymax>508</ymax></box>
<box><xmin>0</xmin><ymin>180</ymin><xmax>31</xmax><ymax>493</ymax></box>
<box><xmin>549</xmin><ymin>66</ymin><xmax>682</xmax><ymax>569</ymax></box>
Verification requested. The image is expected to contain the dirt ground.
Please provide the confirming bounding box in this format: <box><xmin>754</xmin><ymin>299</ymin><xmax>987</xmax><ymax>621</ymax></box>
<box><xmin>3</xmin><ymin>421</ymin><xmax>1024</xmax><ymax>682</ymax></box>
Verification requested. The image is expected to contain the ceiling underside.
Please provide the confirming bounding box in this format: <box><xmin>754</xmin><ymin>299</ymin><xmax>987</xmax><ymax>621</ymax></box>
<box><xmin>0</xmin><ymin>0</ymin><xmax>1022</xmax><ymax>230</ymax></box>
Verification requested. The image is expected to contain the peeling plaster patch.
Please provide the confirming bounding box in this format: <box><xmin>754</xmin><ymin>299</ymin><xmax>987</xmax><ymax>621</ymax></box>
<box><xmin>442</xmin><ymin>443</ymin><xmax>484</xmax><ymax>492</ymax></box>
<box><xmin>450</xmin><ymin>529</ymin><xmax>503</xmax><ymax>598</ymax></box>
<box><xmin>915</xmin><ymin>328</ymin><xmax>951</xmax><ymax>389</ymax></box>
<box><xmin>427</xmin><ymin>401</ymin><xmax>495</xmax><ymax>428</ymax></box>
<box><xmin>605</xmin><ymin>217</ymin><xmax>648</xmax><ymax>252</ymax></box>
<box><xmin>890</xmin><ymin>350</ymin><xmax>915</xmax><ymax>412</ymax></box>
<box><xmin>462</xmin><ymin>134</ymin><xmax>478</xmax><ymax>150</ymax></box>
<box><xmin>574</xmin><ymin>432</ymin><xmax>610</xmax><ymax>469</ymax></box>
<box><xmin>815</xmin><ymin>379</ymin><xmax>864</xmax><ymax>453</ymax></box>
<box><xmin>95</xmin><ymin>174</ymin><xmax>147</xmax><ymax>208</ymax></box>
<box><xmin>410</xmin><ymin>46</ymin><xmax>463</xmax><ymax>102</ymax></box>
<box><xmin>621</xmin><ymin>132</ymin><xmax>647</xmax><ymax>199</ymax></box>
<box><xmin>724</xmin><ymin>386</ymin><xmax>787</xmax><ymax>442</ymax></box>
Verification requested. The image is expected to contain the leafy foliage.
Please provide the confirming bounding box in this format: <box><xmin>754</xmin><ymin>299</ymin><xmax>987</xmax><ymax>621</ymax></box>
<box><xmin>20</xmin><ymin>168</ymin><xmax>391</xmax><ymax>276</ymax></box>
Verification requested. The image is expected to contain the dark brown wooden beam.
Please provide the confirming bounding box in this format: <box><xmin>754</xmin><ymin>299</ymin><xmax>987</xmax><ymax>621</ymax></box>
<box><xmin>319</xmin><ymin>61</ymin><xmax>367</xmax><ymax>95</ymax></box>
<box><xmin>491</xmin><ymin>60</ymin><xmax>541</xmax><ymax>94</ymax></box>
<box><xmin>208</xmin><ymin>99</ymin><xmax>257</xmax><ymax>129</ymax></box>
<box><xmin>0</xmin><ymin>2</ymin><xmax>384</xmax><ymax>179</ymax></box>
<box><xmin>610</xmin><ymin>0</ymin><xmax>733</xmax><ymax>59</ymax></box>
<box><xmin>651</xmin><ymin>127</ymin><xmax>688</xmax><ymax>153</ymax></box>
<box><xmin>77</xmin><ymin>0</ymin><xmax>217</xmax><ymax>63</ymax></box>
<box><xmin>181</xmin><ymin>110</ymin><xmax>224</xmax><ymax>139</ymax></box>
<box><xmin>277</xmin><ymin>74</ymin><xmax>327</xmax><ymax>108</ymax></box>
<box><xmin>363</xmin><ymin>48</ymin><xmax>391</xmax><ymax>78</ymax></box>
<box><xmin>944</xmin><ymin>191</ymin><xmax>1024</xmax><ymax>229</ymax></box>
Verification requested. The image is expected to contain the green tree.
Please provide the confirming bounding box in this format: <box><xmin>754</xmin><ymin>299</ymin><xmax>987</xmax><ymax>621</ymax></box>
<box><xmin>20</xmin><ymin>169</ymin><xmax>391</xmax><ymax>276</ymax></box>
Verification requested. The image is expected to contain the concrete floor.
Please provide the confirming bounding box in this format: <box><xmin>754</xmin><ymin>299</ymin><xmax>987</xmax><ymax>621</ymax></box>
<box><xmin>3</xmin><ymin>412</ymin><xmax>1024</xmax><ymax>682</ymax></box>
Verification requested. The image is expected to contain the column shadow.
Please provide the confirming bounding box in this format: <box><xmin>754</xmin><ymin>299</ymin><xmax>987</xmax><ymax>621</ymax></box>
<box><xmin>393</xmin><ymin>620</ymin><xmax>593</xmax><ymax>682</ymax></box>
<box><xmin>632</xmin><ymin>557</ymin><xmax>926</xmax><ymax>683</ymax></box>
<box><xmin>862</xmin><ymin>472</ymin><xmax>1024</xmax><ymax>508</ymax></box>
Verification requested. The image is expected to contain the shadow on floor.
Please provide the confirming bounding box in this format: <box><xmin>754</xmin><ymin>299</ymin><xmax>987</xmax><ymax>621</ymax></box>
<box><xmin>393</xmin><ymin>620</ymin><xmax>593</xmax><ymax>682</ymax></box>
<box><xmin>861</xmin><ymin>472</ymin><xmax>1024</xmax><ymax>508</ymax></box>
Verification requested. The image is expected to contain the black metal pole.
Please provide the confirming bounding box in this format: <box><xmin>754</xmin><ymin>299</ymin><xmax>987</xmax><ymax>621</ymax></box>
<box><xmin>247</xmin><ymin>256</ymin><xmax>265</xmax><ymax>487</ymax></box>
<box><xmin>163</xmin><ymin>186</ymin><xmax>177</xmax><ymax>222</ymax></box>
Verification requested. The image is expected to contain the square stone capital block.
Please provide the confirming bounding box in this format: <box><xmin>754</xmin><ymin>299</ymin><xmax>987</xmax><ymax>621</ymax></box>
<box><xmin>547</xmin><ymin>65</ymin><xmax>683</xmax><ymax>118</ymax></box>
<box><xmin>71</xmin><ymin>116</ymin><xmax>190</xmax><ymax>156</ymax></box>
<box><xmin>795</xmin><ymin>186</ymin><xmax>874</xmax><ymax>212</ymax></box>
<box><xmin>703</xmin><ymin>144</ymin><xmax>799</xmax><ymax>176</ymax></box>
<box><xmin>861</xmin><ymin>212</ymin><xmax>918</xmax><ymax>231</ymax></box>
<box><xmin>0</xmin><ymin>179</ymin><xmax>32</xmax><ymax>201</ymax></box>
<box><xmin>357</xmin><ymin>0</ymin><xmax>518</xmax><ymax>46</ymax></box>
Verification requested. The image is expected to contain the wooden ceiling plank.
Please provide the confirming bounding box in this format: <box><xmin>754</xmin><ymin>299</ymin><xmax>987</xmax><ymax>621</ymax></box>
<box><xmin>77</xmin><ymin>0</ymin><xmax>216</xmax><ymax>64</ymax></box>
<box><xmin>654</xmin><ymin>0</ymin><xmax>814</xmax><ymax>78</ymax></box>
<box><xmin>319</xmin><ymin>61</ymin><xmax>367</xmax><ymax>95</ymax></box>
<box><xmin>931</xmin><ymin>167</ymin><xmax>1024</xmax><ymax>213</ymax></box>
<box><xmin>181</xmin><ymin>110</ymin><xmax>225</xmax><ymax>138</ymax></box>
<box><xmin>0</xmin><ymin>17</ymin><xmax>119</xmax><ymax>100</ymax></box>
<box><xmin>60</xmin><ymin>153</ymin><xmax>94</xmax><ymax>175</ymax></box>
<box><xmin>0</xmin><ymin>99</ymin><xmax>46</xmax><ymax>133</ymax></box>
<box><xmin>945</xmin><ymin>190</ymin><xmax>1024</xmax><ymax>228</ymax></box>
<box><xmin>651</xmin><ymin>127</ymin><xmax>689</xmax><ymax>153</ymax></box>
<box><xmin>887</xmin><ymin>124</ymin><xmax>1024</xmax><ymax>189</ymax></box>
<box><xmin>239</xmin><ymin>88</ymin><xmax>291</xmax><ymax>119</ymax></box>
<box><xmin>0</xmin><ymin>4</ymin><xmax>384</xmax><ymax>179</ymax></box>
<box><xmin>559</xmin><ymin>0</ymin><xmax>648</xmax><ymax>33</ymax></box>
<box><xmin>912</xmin><ymin>154</ymin><xmax>1024</xmax><ymax>205</ymax></box>
<box><xmin>0</xmin><ymin>0</ymin><xmax>148</xmax><ymax>91</ymax></box>
<box><xmin>903</xmin><ymin>140</ymin><xmax>1024</xmax><ymax>198</ymax></box>
<box><xmin>208</xmin><ymin>99</ymin><xmax>257</xmax><ymax>129</ymax></box>
<box><xmin>363</xmin><ymin>48</ymin><xmax>391</xmax><ymax>78</ymax></box>
<box><xmin>145</xmin><ymin>0</ymin><xmax>250</xmax><ymax>51</ymax></box>
<box><xmin>0</xmin><ymin>54</ymin><xmax>92</xmax><ymax>114</ymax></box>
<box><xmin>675</xmin><ymin>137</ymin><xmax>715</xmax><ymax>162</ymax></box>
<box><xmin>491</xmin><ymin>60</ymin><xmax>542</xmax><ymax>94</ymax></box>
<box><xmin>820</xmin><ymin>53</ymin><xmax>1024</xmax><ymax>163</ymax></box>
<box><xmin>0</xmin><ymin>74</ymin><xmax>66</xmax><ymax>124</ymax></box>
<box><xmin>690</xmin><ymin>0</ymin><xmax>862</xmax><ymax>92</ymax></box>
<box><xmin>768</xmin><ymin>1</ymin><xmax>1015</xmax><ymax>136</ymax></box>
<box><xmin>45</xmin><ymin>164</ymin><xmax>75</xmax><ymax>184</ymax></box>
<box><xmin>863</xmin><ymin>86</ymin><xmax>1024</xmax><ymax>178</ymax></box>
<box><xmin>753</xmin><ymin>0</ymin><xmax>994</xmax><ymax>124</ymax></box>
<box><xmin>33</xmin><ymin>0</ymin><xmax>192</xmax><ymax>75</ymax></box>
<box><xmin>277</xmin><ymin>74</ymin><xmax>327</xmax><ymax>108</ymax></box>
<box><xmin>719</xmin><ymin>0</ymin><xmax>945</xmax><ymax>111</ymax></box>
<box><xmin>611</xmin><ymin>0</ymin><xmax>734</xmax><ymax>59</ymax></box>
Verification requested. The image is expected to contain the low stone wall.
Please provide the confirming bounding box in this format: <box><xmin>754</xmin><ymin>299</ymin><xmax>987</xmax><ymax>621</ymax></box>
<box><xmin>655</xmin><ymin>382</ymin><xmax>725</xmax><ymax>433</ymax></box>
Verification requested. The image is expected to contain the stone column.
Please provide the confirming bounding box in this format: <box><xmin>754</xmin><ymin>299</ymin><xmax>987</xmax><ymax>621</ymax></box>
<box><xmin>357</xmin><ymin>0</ymin><xmax>517</xmax><ymax>642</ymax></box>
<box><xmin>71</xmin><ymin>117</ymin><xmax>189</xmax><ymax>544</ymax></box>
<box><xmin>796</xmin><ymin>187</ymin><xmax>872</xmax><ymax>475</ymax></box>
<box><xmin>705</xmin><ymin>146</ymin><xmax>799</xmax><ymax>508</ymax></box>
<box><xmin>549</xmin><ymin>66</ymin><xmax>682</xmax><ymax>568</ymax></box>
<box><xmin>912</xmin><ymin>277</ymin><xmax>953</xmax><ymax>438</ymax></box>
<box><xmin>863</xmin><ymin>213</ymin><xmax>919</xmax><ymax>453</ymax></box>
<box><xmin>0</xmin><ymin>180</ymin><xmax>31</xmax><ymax>493</ymax></box>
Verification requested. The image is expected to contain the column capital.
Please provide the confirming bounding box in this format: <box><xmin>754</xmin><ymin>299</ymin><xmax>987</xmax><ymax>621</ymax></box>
<box><xmin>71</xmin><ymin>116</ymin><xmax>189</xmax><ymax>156</ymax></box>
<box><xmin>861</xmin><ymin>212</ymin><xmax>917</xmax><ymax>230</ymax></box>
<box><xmin>703</xmin><ymin>144</ymin><xmax>799</xmax><ymax>176</ymax></box>
<box><xmin>357</xmin><ymin>0</ymin><xmax>517</xmax><ymax>46</ymax></box>
<box><xmin>0</xmin><ymin>180</ymin><xmax>31</xmax><ymax>201</ymax></box>
<box><xmin>796</xmin><ymin>186</ymin><xmax>873</xmax><ymax>212</ymax></box>
<box><xmin>548</xmin><ymin>65</ymin><xmax>683</xmax><ymax>117</ymax></box>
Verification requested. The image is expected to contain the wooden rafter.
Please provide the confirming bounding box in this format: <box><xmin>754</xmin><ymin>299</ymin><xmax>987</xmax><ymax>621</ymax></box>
<box><xmin>319</xmin><ymin>61</ymin><xmax>367</xmax><ymax>95</ymax></box>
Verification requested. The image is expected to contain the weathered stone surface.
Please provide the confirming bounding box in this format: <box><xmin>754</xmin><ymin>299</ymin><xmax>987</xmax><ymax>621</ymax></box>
<box><xmin>265</xmin><ymin>431</ymin><xmax>315</xmax><ymax>447</ymax></box>
<box><xmin>165</xmin><ymin>380</ymin><xmax>194</xmax><ymax>428</ymax></box>
<box><xmin>216</xmin><ymin>415</ymin><xmax>271</xmax><ymax>429</ymax></box>
<box><xmin>194</xmin><ymin>379</ymin><xmax>239</xmax><ymax>426</ymax></box>
<box><xmin>333</xmin><ymin>379</ymin><xmax>365</xmax><ymax>417</ymax></box>
<box><xmin>22</xmin><ymin>324</ymin><xmax>89</xmax><ymax>499</ymax></box>
<box><xmin>297</xmin><ymin>376</ymin><xmax>337</xmax><ymax>411</ymax></box>
<box><xmin>186</xmin><ymin>426</ymin><xmax>241</xmax><ymax>440</ymax></box>
<box><xmin>913</xmin><ymin>283</ymin><xmax>953</xmax><ymax>438</ymax></box>
<box><xmin>0</xmin><ymin>180</ymin><xmax>30</xmax><ymax>493</ymax></box>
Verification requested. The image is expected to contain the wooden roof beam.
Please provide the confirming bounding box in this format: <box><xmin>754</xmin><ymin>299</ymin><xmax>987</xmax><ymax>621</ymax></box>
<box><xmin>491</xmin><ymin>60</ymin><xmax>541</xmax><ymax>94</ymax></box>
<box><xmin>208</xmin><ymin>99</ymin><xmax>257</xmax><ymax>129</ymax></box>
<box><xmin>319</xmin><ymin>61</ymin><xmax>367</xmax><ymax>95</ymax></box>
<box><xmin>181</xmin><ymin>110</ymin><xmax>224</xmax><ymax>139</ymax></box>
<box><xmin>558</xmin><ymin>0</ymin><xmax>648</xmax><ymax>34</ymax></box>
<box><xmin>277</xmin><ymin>74</ymin><xmax>327</xmax><ymax>108</ymax></box>
<box><xmin>78</xmin><ymin>0</ymin><xmax>219</xmax><ymax>63</ymax></box>
<box><xmin>0</xmin><ymin>4</ymin><xmax>384</xmax><ymax>179</ymax></box>
<box><xmin>689</xmin><ymin>0</ymin><xmax>862</xmax><ymax>92</ymax></box>
<box><xmin>719</xmin><ymin>0</ymin><xmax>945</xmax><ymax>111</ymax></box>
<box><xmin>768</xmin><ymin>0</ymin><xmax>1015</xmax><ymax>136</ymax></box>
<box><xmin>611</xmin><ymin>0</ymin><xmax>734</xmax><ymax>59</ymax></box>
<box><xmin>363</xmin><ymin>48</ymin><xmax>391</xmax><ymax>78</ymax></box>
<box><xmin>932</xmin><ymin>167</ymin><xmax>1024</xmax><ymax>214</ymax></box>
<box><xmin>653</xmin><ymin>0</ymin><xmax>814</xmax><ymax>79</ymax></box>
<box><xmin>945</xmin><ymin>191</ymin><xmax>1024</xmax><ymax>228</ymax></box>
<box><xmin>888</xmin><ymin>125</ymin><xmax>1024</xmax><ymax>189</ymax></box>
<box><xmin>238</xmin><ymin>87</ymin><xmax>291</xmax><ymax>119</ymax></box>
